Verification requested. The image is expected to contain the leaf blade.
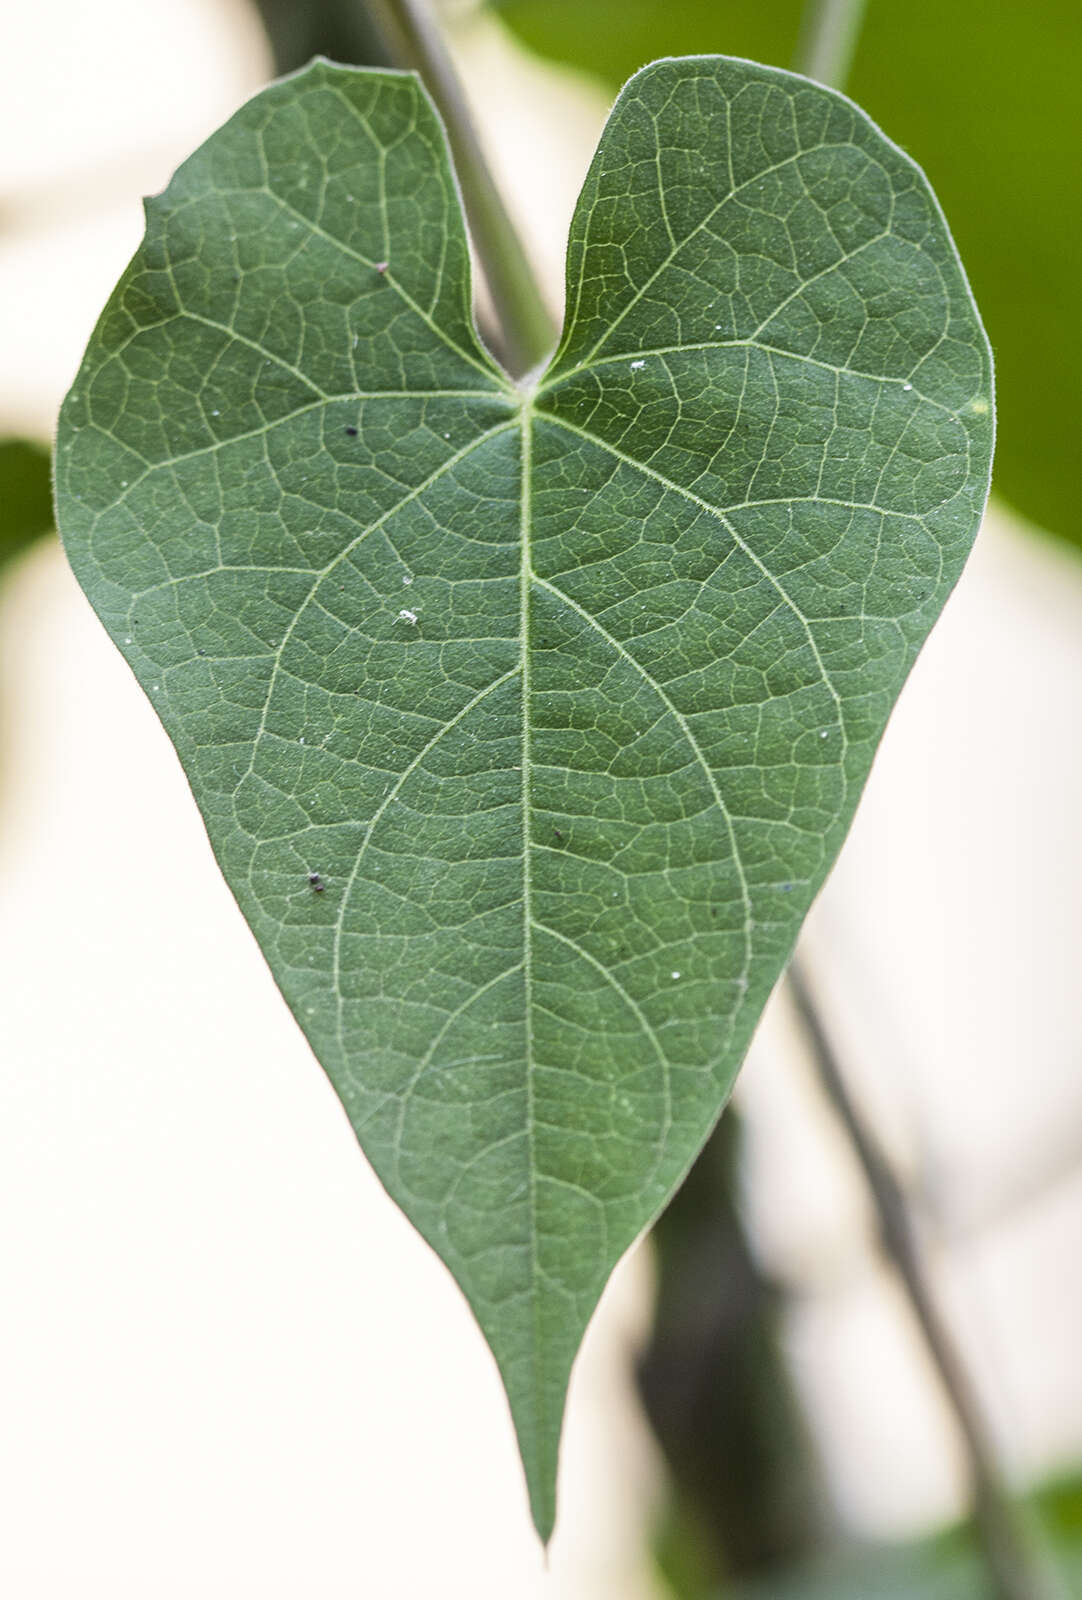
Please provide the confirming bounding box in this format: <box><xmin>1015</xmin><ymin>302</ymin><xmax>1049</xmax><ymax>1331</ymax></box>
<box><xmin>55</xmin><ymin>56</ymin><xmax>992</xmax><ymax>1541</ymax></box>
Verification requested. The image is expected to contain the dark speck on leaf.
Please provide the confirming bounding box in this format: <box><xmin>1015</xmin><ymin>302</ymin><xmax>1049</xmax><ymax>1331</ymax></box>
<box><xmin>308</xmin><ymin>872</ymin><xmax>325</xmax><ymax>893</ymax></box>
<box><xmin>552</xmin><ymin>826</ymin><xmax>564</xmax><ymax>841</ymax></box>
<box><xmin>345</xmin><ymin>426</ymin><xmax>358</xmax><ymax>437</ymax></box>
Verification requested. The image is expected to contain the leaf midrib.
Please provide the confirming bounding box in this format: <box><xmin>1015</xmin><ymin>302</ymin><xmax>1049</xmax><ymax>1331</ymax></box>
<box><xmin>517</xmin><ymin>392</ymin><xmax>544</xmax><ymax>1454</ymax></box>
<box><xmin>512</xmin><ymin>380</ymin><xmax>765</xmax><ymax>1411</ymax></box>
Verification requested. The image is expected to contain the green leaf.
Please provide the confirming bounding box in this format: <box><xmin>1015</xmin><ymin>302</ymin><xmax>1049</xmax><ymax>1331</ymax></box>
<box><xmin>495</xmin><ymin>0</ymin><xmax>1080</xmax><ymax>543</ymax></box>
<box><xmin>249</xmin><ymin>0</ymin><xmax>392</xmax><ymax>77</ymax></box>
<box><xmin>54</xmin><ymin>57</ymin><xmax>993</xmax><ymax>1538</ymax></box>
<box><xmin>0</xmin><ymin>438</ymin><xmax>53</xmax><ymax>572</ymax></box>
<box><xmin>728</xmin><ymin>1468</ymin><xmax>1082</xmax><ymax>1599</ymax></box>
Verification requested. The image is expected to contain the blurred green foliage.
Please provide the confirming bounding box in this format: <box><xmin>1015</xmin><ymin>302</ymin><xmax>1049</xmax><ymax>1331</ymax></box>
<box><xmin>0</xmin><ymin>438</ymin><xmax>53</xmax><ymax>573</ymax></box>
<box><xmin>723</xmin><ymin>1470</ymin><xmax>1082</xmax><ymax>1597</ymax></box>
<box><xmin>494</xmin><ymin>0</ymin><xmax>1082</xmax><ymax>546</ymax></box>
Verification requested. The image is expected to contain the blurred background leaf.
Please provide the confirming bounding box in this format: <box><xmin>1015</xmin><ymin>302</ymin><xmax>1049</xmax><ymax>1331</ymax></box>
<box><xmin>0</xmin><ymin>438</ymin><xmax>53</xmax><ymax>574</ymax></box>
<box><xmin>493</xmin><ymin>0</ymin><xmax>1082</xmax><ymax>546</ymax></box>
<box><xmin>0</xmin><ymin>437</ymin><xmax>53</xmax><ymax>797</ymax></box>
<box><xmin>248</xmin><ymin>0</ymin><xmax>391</xmax><ymax>74</ymax></box>
<box><xmin>726</xmin><ymin>1470</ymin><xmax>1082</xmax><ymax>1597</ymax></box>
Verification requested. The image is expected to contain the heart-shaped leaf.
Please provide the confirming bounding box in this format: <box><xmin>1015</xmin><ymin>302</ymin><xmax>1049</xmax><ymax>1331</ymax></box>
<box><xmin>55</xmin><ymin>57</ymin><xmax>993</xmax><ymax>1538</ymax></box>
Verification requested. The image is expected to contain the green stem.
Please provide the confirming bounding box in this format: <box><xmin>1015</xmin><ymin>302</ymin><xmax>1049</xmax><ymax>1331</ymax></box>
<box><xmin>787</xmin><ymin>958</ymin><xmax>1059</xmax><ymax>1600</ymax></box>
<box><xmin>794</xmin><ymin>0</ymin><xmax>870</xmax><ymax>88</ymax></box>
<box><xmin>367</xmin><ymin>0</ymin><xmax>557</xmax><ymax>378</ymax></box>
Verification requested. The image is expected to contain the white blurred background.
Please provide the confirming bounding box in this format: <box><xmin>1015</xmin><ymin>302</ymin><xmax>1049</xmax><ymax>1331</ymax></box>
<box><xmin>2</xmin><ymin>2</ymin><xmax>1081</xmax><ymax>1594</ymax></box>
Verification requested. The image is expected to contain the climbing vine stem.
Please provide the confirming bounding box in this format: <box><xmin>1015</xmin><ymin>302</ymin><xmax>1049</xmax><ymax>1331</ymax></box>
<box><xmin>367</xmin><ymin>0</ymin><xmax>557</xmax><ymax>377</ymax></box>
